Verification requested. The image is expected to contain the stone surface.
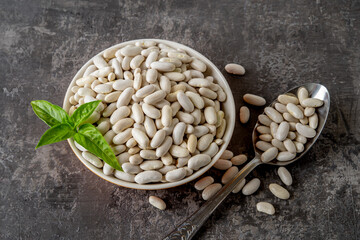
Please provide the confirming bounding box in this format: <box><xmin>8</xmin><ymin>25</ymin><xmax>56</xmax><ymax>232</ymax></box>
<box><xmin>1</xmin><ymin>0</ymin><xmax>359</xmax><ymax>239</ymax></box>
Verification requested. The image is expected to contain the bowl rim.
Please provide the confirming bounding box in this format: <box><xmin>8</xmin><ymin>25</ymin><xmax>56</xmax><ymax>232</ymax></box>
<box><xmin>63</xmin><ymin>38</ymin><xmax>235</xmax><ymax>190</ymax></box>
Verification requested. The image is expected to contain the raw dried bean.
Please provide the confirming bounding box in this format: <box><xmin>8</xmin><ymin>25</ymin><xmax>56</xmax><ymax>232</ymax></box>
<box><xmin>304</xmin><ymin>107</ymin><xmax>315</xmax><ymax>117</ymax></box>
<box><xmin>261</xmin><ymin>147</ymin><xmax>278</xmax><ymax>163</ymax></box>
<box><xmin>132</xmin><ymin>128</ymin><xmax>149</xmax><ymax>149</ymax></box>
<box><xmin>197</xmin><ymin>134</ymin><xmax>213</xmax><ymax>151</ymax></box>
<box><xmin>202</xmin><ymin>183</ymin><xmax>222</xmax><ymax>200</ymax></box>
<box><xmin>213</xmin><ymin>159</ymin><xmax>232</xmax><ymax>170</ymax></box>
<box><xmin>294</xmin><ymin>141</ymin><xmax>304</xmax><ymax>153</ymax></box>
<box><xmin>257</xmin><ymin>126</ymin><xmax>271</xmax><ymax>134</ymax></box>
<box><xmin>122</xmin><ymin>163</ymin><xmax>142</xmax><ymax>174</ymax></box>
<box><xmin>256</xmin><ymin>141</ymin><xmax>273</xmax><ymax>152</ymax></box>
<box><xmin>309</xmin><ymin>113</ymin><xmax>318</xmax><ymax>129</ymax></box>
<box><xmin>269</xmin><ymin>183</ymin><xmax>290</xmax><ymax>199</ymax></box>
<box><xmin>231</xmin><ymin>154</ymin><xmax>247</xmax><ymax>165</ymax></box>
<box><xmin>278</xmin><ymin>94</ymin><xmax>299</xmax><ymax>105</ymax></box>
<box><xmin>113</xmin><ymin>128</ymin><xmax>132</xmax><ymax>145</ymax></box>
<box><xmin>301</xmin><ymin>98</ymin><xmax>324</xmax><ymax>108</ymax></box>
<box><xmin>259</xmin><ymin>134</ymin><xmax>272</xmax><ymax>142</ymax></box>
<box><xmin>201</xmin><ymin>142</ymin><xmax>219</xmax><ymax>158</ymax></box>
<box><xmin>258</xmin><ymin>114</ymin><xmax>272</xmax><ymax>126</ymax></box>
<box><xmin>225</xmin><ymin>63</ymin><xmax>245</xmax><ymax>75</ymax></box>
<box><xmin>165</xmin><ymin>168</ymin><xmax>186</xmax><ymax>182</ymax></box>
<box><xmin>188</xmin><ymin>154</ymin><xmax>211</xmax><ymax>170</ymax></box>
<box><xmin>169</xmin><ymin>145</ymin><xmax>189</xmax><ymax>158</ymax></box>
<box><xmin>82</xmin><ymin>151</ymin><xmax>103</xmax><ymax>168</ymax></box>
<box><xmin>150</xmin><ymin>61</ymin><xmax>175</xmax><ymax>72</ymax></box>
<box><xmin>159</xmin><ymin>165</ymin><xmax>177</xmax><ymax>174</ymax></box>
<box><xmin>177</xmin><ymin>91</ymin><xmax>194</xmax><ymax>112</ymax></box>
<box><xmin>297</xmin><ymin>87</ymin><xmax>309</xmax><ymax>104</ymax></box>
<box><xmin>140</xmin><ymin>160</ymin><xmax>163</xmax><ymax>170</ymax></box>
<box><xmin>232</xmin><ymin>179</ymin><xmax>246</xmax><ymax>193</ymax></box>
<box><xmin>190</xmin><ymin>58</ymin><xmax>207</xmax><ymax>72</ymax></box>
<box><xmin>240</xmin><ymin>106</ymin><xmax>250</xmax><ymax>124</ymax></box>
<box><xmin>149</xmin><ymin>196</ymin><xmax>166</xmax><ymax>210</ymax></box>
<box><xmin>271</xmin><ymin>139</ymin><xmax>287</xmax><ymax>152</ymax></box>
<box><xmin>221</xmin><ymin>166</ymin><xmax>238</xmax><ymax>184</ymax></box>
<box><xmin>283</xmin><ymin>139</ymin><xmax>296</xmax><ymax>153</ymax></box>
<box><xmin>256</xmin><ymin>202</ymin><xmax>275</xmax><ymax>215</ymax></box>
<box><xmin>114</xmin><ymin>170</ymin><xmax>135</xmax><ymax>182</ymax></box>
<box><xmin>134</xmin><ymin>170</ymin><xmax>162</xmax><ymax>184</ymax></box>
<box><xmin>264</xmin><ymin>107</ymin><xmax>283</xmax><ymax>123</ymax></box>
<box><xmin>275</xmin><ymin>121</ymin><xmax>290</xmax><ymax>141</ymax></box>
<box><xmin>195</xmin><ymin>176</ymin><xmax>214</xmax><ymax>190</ymax></box>
<box><xmin>296</xmin><ymin>123</ymin><xmax>316</xmax><ymax>138</ymax></box>
<box><xmin>277</xmin><ymin>167</ymin><xmax>293</xmax><ymax>186</ymax></box>
<box><xmin>204</xmin><ymin>107</ymin><xmax>217</xmax><ymax>125</ymax></box>
<box><xmin>243</xmin><ymin>94</ymin><xmax>266</xmax><ymax>106</ymax></box>
<box><xmin>276</xmin><ymin>151</ymin><xmax>296</xmax><ymax>161</ymax></box>
<box><xmin>286</xmin><ymin>103</ymin><xmax>304</xmax><ymax>119</ymax></box>
<box><xmin>274</xmin><ymin>103</ymin><xmax>287</xmax><ymax>113</ymax></box>
<box><xmin>156</xmin><ymin>136</ymin><xmax>173</xmax><ymax>157</ymax></box>
<box><xmin>242</xmin><ymin>178</ymin><xmax>260</xmax><ymax>195</ymax></box>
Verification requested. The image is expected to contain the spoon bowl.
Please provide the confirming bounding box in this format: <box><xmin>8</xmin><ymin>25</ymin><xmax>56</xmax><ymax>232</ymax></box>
<box><xmin>253</xmin><ymin>83</ymin><xmax>330</xmax><ymax>166</ymax></box>
<box><xmin>164</xmin><ymin>83</ymin><xmax>330</xmax><ymax>240</ymax></box>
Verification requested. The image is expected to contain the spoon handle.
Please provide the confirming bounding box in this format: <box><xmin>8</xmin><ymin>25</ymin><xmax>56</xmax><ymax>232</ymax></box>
<box><xmin>163</xmin><ymin>157</ymin><xmax>261</xmax><ymax>240</ymax></box>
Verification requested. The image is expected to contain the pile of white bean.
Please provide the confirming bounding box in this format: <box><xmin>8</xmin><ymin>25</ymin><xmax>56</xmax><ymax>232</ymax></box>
<box><xmin>255</xmin><ymin>87</ymin><xmax>323</xmax><ymax>163</ymax></box>
<box><xmin>68</xmin><ymin>40</ymin><xmax>228</xmax><ymax>184</ymax></box>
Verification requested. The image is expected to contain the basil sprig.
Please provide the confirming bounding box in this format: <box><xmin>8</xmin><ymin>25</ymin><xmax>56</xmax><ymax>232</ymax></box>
<box><xmin>31</xmin><ymin>100</ymin><xmax>122</xmax><ymax>171</ymax></box>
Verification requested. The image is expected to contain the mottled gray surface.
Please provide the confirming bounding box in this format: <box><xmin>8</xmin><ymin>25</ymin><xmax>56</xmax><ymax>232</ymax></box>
<box><xmin>1</xmin><ymin>0</ymin><xmax>359</xmax><ymax>239</ymax></box>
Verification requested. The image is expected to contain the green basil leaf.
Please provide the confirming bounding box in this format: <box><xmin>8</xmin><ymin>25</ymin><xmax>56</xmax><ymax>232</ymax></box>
<box><xmin>70</xmin><ymin>100</ymin><xmax>101</xmax><ymax>127</ymax></box>
<box><xmin>73</xmin><ymin>123</ymin><xmax>121</xmax><ymax>171</ymax></box>
<box><xmin>36</xmin><ymin>123</ymin><xmax>75</xmax><ymax>149</ymax></box>
<box><xmin>31</xmin><ymin>100</ymin><xmax>71</xmax><ymax>127</ymax></box>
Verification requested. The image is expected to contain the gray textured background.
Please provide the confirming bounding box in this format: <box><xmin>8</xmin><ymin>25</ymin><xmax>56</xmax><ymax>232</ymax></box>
<box><xmin>1</xmin><ymin>0</ymin><xmax>359</xmax><ymax>239</ymax></box>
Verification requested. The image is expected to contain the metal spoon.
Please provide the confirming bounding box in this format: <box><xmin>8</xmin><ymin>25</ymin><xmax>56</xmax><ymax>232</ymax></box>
<box><xmin>163</xmin><ymin>83</ymin><xmax>330</xmax><ymax>240</ymax></box>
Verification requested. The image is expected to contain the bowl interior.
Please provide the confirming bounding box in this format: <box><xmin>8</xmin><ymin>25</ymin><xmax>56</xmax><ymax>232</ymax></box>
<box><xmin>63</xmin><ymin>39</ymin><xmax>236</xmax><ymax>190</ymax></box>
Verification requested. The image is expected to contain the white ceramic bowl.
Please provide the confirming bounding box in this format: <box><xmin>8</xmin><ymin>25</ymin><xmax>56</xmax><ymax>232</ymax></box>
<box><xmin>63</xmin><ymin>39</ymin><xmax>235</xmax><ymax>190</ymax></box>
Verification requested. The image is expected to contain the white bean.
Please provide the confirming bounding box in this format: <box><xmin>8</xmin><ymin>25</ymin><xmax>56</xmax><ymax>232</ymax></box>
<box><xmin>114</xmin><ymin>170</ymin><xmax>135</xmax><ymax>182</ymax></box>
<box><xmin>258</xmin><ymin>114</ymin><xmax>272</xmax><ymax>126</ymax></box>
<box><xmin>149</xmin><ymin>196</ymin><xmax>166</xmax><ymax>210</ymax></box>
<box><xmin>221</xmin><ymin>166</ymin><xmax>238</xmax><ymax>184</ymax></box>
<box><xmin>275</xmin><ymin>121</ymin><xmax>289</xmax><ymax>141</ymax></box>
<box><xmin>261</xmin><ymin>147</ymin><xmax>278</xmax><ymax>163</ymax></box>
<box><xmin>165</xmin><ymin>168</ymin><xmax>187</xmax><ymax>182</ymax></box>
<box><xmin>243</xmin><ymin>94</ymin><xmax>266</xmax><ymax>106</ymax></box>
<box><xmin>283</xmin><ymin>139</ymin><xmax>296</xmax><ymax>153</ymax></box>
<box><xmin>295</xmin><ymin>123</ymin><xmax>316</xmax><ymax>138</ymax></box>
<box><xmin>225</xmin><ymin>63</ymin><xmax>245</xmax><ymax>75</ymax></box>
<box><xmin>278</xmin><ymin>94</ymin><xmax>299</xmax><ymax>105</ymax></box>
<box><xmin>202</xmin><ymin>183</ymin><xmax>222</xmax><ymax>200</ymax></box>
<box><xmin>172</xmin><ymin>122</ymin><xmax>186</xmax><ymax>145</ymax></box>
<box><xmin>134</xmin><ymin>170</ymin><xmax>162</xmax><ymax>184</ymax></box>
<box><xmin>150</xmin><ymin>61</ymin><xmax>175</xmax><ymax>72</ymax></box>
<box><xmin>240</xmin><ymin>106</ymin><xmax>250</xmax><ymax>124</ymax></box>
<box><xmin>213</xmin><ymin>159</ymin><xmax>232</xmax><ymax>170</ymax></box>
<box><xmin>276</xmin><ymin>151</ymin><xmax>296</xmax><ymax>161</ymax></box>
<box><xmin>116</xmin><ymin>87</ymin><xmax>134</xmax><ymax>108</ymax></box>
<box><xmin>195</xmin><ymin>176</ymin><xmax>214</xmax><ymax>190</ymax></box>
<box><xmin>301</xmin><ymin>98</ymin><xmax>324</xmax><ymax>108</ymax></box>
<box><xmin>242</xmin><ymin>178</ymin><xmax>260</xmax><ymax>195</ymax></box>
<box><xmin>269</xmin><ymin>183</ymin><xmax>290</xmax><ymax>199</ymax></box>
<box><xmin>264</xmin><ymin>107</ymin><xmax>283</xmax><ymax>123</ymax></box>
<box><xmin>277</xmin><ymin>167</ymin><xmax>293</xmax><ymax>186</ymax></box>
<box><xmin>309</xmin><ymin>113</ymin><xmax>318</xmax><ymax>129</ymax></box>
<box><xmin>188</xmin><ymin>154</ymin><xmax>211</xmax><ymax>170</ymax></box>
<box><xmin>256</xmin><ymin>202</ymin><xmax>275</xmax><ymax>215</ymax></box>
<box><xmin>156</xmin><ymin>136</ymin><xmax>173</xmax><ymax>157</ymax></box>
<box><xmin>286</xmin><ymin>103</ymin><xmax>304</xmax><ymax>119</ymax></box>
